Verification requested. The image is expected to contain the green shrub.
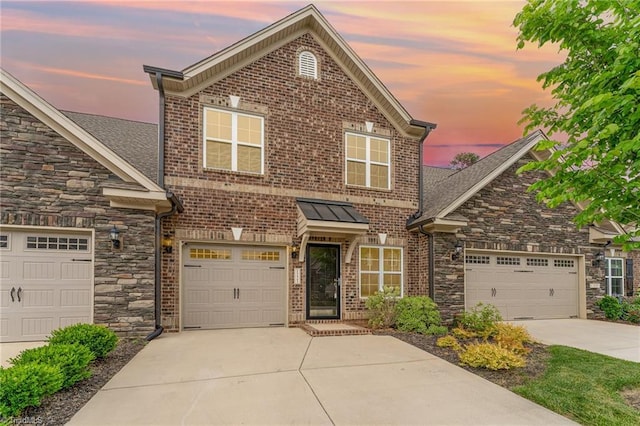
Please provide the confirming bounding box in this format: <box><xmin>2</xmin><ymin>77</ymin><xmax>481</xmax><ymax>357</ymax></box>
<box><xmin>11</xmin><ymin>343</ymin><xmax>94</xmax><ymax>388</ymax></box>
<box><xmin>0</xmin><ymin>363</ymin><xmax>64</xmax><ymax>417</ymax></box>
<box><xmin>365</xmin><ymin>286</ymin><xmax>400</xmax><ymax>329</ymax></box>
<box><xmin>596</xmin><ymin>296</ymin><xmax>623</xmax><ymax>320</ymax></box>
<box><xmin>394</xmin><ymin>296</ymin><xmax>443</xmax><ymax>334</ymax></box>
<box><xmin>621</xmin><ymin>297</ymin><xmax>640</xmax><ymax>323</ymax></box>
<box><xmin>459</xmin><ymin>343</ymin><xmax>526</xmax><ymax>370</ymax></box>
<box><xmin>493</xmin><ymin>323</ymin><xmax>533</xmax><ymax>355</ymax></box>
<box><xmin>425</xmin><ymin>324</ymin><xmax>449</xmax><ymax>336</ymax></box>
<box><xmin>456</xmin><ymin>303</ymin><xmax>502</xmax><ymax>338</ymax></box>
<box><xmin>436</xmin><ymin>335</ymin><xmax>462</xmax><ymax>352</ymax></box>
<box><xmin>48</xmin><ymin>323</ymin><xmax>118</xmax><ymax>358</ymax></box>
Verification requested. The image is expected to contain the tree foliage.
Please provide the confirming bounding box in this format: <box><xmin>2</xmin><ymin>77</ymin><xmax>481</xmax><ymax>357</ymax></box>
<box><xmin>450</xmin><ymin>152</ymin><xmax>480</xmax><ymax>169</ymax></box>
<box><xmin>514</xmin><ymin>0</ymin><xmax>640</xmax><ymax>249</ymax></box>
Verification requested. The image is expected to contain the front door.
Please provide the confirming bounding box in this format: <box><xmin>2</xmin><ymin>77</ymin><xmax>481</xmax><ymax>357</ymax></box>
<box><xmin>306</xmin><ymin>244</ymin><xmax>340</xmax><ymax>319</ymax></box>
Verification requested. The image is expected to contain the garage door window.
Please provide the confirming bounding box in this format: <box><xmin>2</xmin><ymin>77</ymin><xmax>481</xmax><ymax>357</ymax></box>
<box><xmin>241</xmin><ymin>250</ymin><xmax>280</xmax><ymax>261</ymax></box>
<box><xmin>466</xmin><ymin>255</ymin><xmax>490</xmax><ymax>264</ymax></box>
<box><xmin>605</xmin><ymin>258</ymin><xmax>624</xmax><ymax>297</ymax></box>
<box><xmin>189</xmin><ymin>248</ymin><xmax>231</xmax><ymax>260</ymax></box>
<box><xmin>0</xmin><ymin>235</ymin><xmax>8</xmax><ymax>249</ymax></box>
<box><xmin>26</xmin><ymin>236</ymin><xmax>88</xmax><ymax>251</ymax></box>
<box><xmin>554</xmin><ymin>259</ymin><xmax>575</xmax><ymax>268</ymax></box>
<box><xmin>360</xmin><ymin>246</ymin><xmax>403</xmax><ymax>298</ymax></box>
<box><xmin>497</xmin><ymin>256</ymin><xmax>520</xmax><ymax>265</ymax></box>
<box><xmin>527</xmin><ymin>258</ymin><xmax>549</xmax><ymax>267</ymax></box>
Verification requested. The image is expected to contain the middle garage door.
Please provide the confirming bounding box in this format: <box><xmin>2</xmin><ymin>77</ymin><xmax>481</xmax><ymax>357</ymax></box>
<box><xmin>465</xmin><ymin>252</ymin><xmax>579</xmax><ymax>320</ymax></box>
<box><xmin>183</xmin><ymin>244</ymin><xmax>286</xmax><ymax>330</ymax></box>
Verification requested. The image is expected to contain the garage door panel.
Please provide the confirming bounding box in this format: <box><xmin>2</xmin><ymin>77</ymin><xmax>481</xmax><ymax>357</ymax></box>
<box><xmin>183</xmin><ymin>244</ymin><xmax>286</xmax><ymax>330</ymax></box>
<box><xmin>466</xmin><ymin>251</ymin><xmax>579</xmax><ymax>320</ymax></box>
<box><xmin>0</xmin><ymin>318</ymin><xmax>8</xmax><ymax>336</ymax></box>
<box><xmin>0</xmin><ymin>230</ymin><xmax>93</xmax><ymax>342</ymax></box>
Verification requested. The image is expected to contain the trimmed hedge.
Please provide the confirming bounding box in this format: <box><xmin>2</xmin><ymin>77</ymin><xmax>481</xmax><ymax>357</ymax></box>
<box><xmin>11</xmin><ymin>343</ymin><xmax>94</xmax><ymax>388</ymax></box>
<box><xmin>0</xmin><ymin>363</ymin><xmax>64</xmax><ymax>417</ymax></box>
<box><xmin>48</xmin><ymin>323</ymin><xmax>118</xmax><ymax>358</ymax></box>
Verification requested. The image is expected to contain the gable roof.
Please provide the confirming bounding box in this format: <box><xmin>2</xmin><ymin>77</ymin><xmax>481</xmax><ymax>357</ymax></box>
<box><xmin>143</xmin><ymin>4</ymin><xmax>432</xmax><ymax>138</ymax></box>
<box><xmin>62</xmin><ymin>111</ymin><xmax>158</xmax><ymax>182</ymax></box>
<box><xmin>409</xmin><ymin>130</ymin><xmax>546</xmax><ymax>228</ymax></box>
<box><xmin>0</xmin><ymin>68</ymin><xmax>171</xmax><ymax>212</ymax></box>
<box><xmin>423</xmin><ymin>166</ymin><xmax>456</xmax><ymax>187</ymax></box>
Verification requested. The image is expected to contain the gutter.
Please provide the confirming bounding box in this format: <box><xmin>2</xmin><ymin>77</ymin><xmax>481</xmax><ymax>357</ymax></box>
<box><xmin>143</xmin><ymin>66</ymin><xmax>185</xmax><ymax>341</ymax></box>
<box><xmin>407</xmin><ymin>119</ymin><xmax>437</xmax><ymax>224</ymax></box>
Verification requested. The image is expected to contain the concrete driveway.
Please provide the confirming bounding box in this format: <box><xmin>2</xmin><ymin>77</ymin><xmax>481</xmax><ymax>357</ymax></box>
<box><xmin>516</xmin><ymin>319</ymin><xmax>640</xmax><ymax>362</ymax></box>
<box><xmin>69</xmin><ymin>327</ymin><xmax>574</xmax><ymax>425</ymax></box>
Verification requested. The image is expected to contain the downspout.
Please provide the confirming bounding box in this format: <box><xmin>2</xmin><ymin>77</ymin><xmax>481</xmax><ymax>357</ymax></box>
<box><xmin>418</xmin><ymin>225</ymin><xmax>436</xmax><ymax>300</ymax></box>
<box><xmin>146</xmin><ymin>71</ymin><xmax>172</xmax><ymax>341</ymax></box>
<box><xmin>409</xmin><ymin>119</ymin><xmax>437</xmax><ymax>221</ymax></box>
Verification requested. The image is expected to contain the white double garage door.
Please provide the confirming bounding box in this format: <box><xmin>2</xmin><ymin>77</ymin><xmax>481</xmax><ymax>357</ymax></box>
<box><xmin>182</xmin><ymin>244</ymin><xmax>287</xmax><ymax>330</ymax></box>
<box><xmin>465</xmin><ymin>251</ymin><xmax>581</xmax><ymax>320</ymax></box>
<box><xmin>0</xmin><ymin>229</ymin><xmax>92</xmax><ymax>342</ymax></box>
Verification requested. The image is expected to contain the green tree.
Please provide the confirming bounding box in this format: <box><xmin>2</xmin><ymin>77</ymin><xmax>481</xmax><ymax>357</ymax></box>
<box><xmin>450</xmin><ymin>152</ymin><xmax>480</xmax><ymax>170</ymax></box>
<box><xmin>513</xmin><ymin>0</ymin><xmax>640</xmax><ymax>249</ymax></box>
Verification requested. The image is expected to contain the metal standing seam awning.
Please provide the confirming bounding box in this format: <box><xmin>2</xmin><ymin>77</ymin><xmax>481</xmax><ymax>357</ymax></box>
<box><xmin>296</xmin><ymin>198</ymin><xmax>370</xmax><ymax>263</ymax></box>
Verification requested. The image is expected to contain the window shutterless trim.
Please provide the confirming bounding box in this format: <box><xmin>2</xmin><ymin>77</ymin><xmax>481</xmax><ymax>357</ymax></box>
<box><xmin>345</xmin><ymin>131</ymin><xmax>390</xmax><ymax>190</ymax></box>
<box><xmin>203</xmin><ymin>107</ymin><xmax>264</xmax><ymax>174</ymax></box>
<box><xmin>359</xmin><ymin>245</ymin><xmax>403</xmax><ymax>298</ymax></box>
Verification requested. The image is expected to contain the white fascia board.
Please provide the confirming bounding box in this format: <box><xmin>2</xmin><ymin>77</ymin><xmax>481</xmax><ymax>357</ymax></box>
<box><xmin>0</xmin><ymin>69</ymin><xmax>163</xmax><ymax>193</ymax></box>
<box><xmin>438</xmin><ymin>132</ymin><xmax>546</xmax><ymax>219</ymax></box>
<box><xmin>102</xmin><ymin>187</ymin><xmax>171</xmax><ymax>212</ymax></box>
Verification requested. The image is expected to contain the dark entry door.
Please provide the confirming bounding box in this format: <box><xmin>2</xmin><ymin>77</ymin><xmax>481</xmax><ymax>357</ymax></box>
<box><xmin>307</xmin><ymin>244</ymin><xmax>340</xmax><ymax>319</ymax></box>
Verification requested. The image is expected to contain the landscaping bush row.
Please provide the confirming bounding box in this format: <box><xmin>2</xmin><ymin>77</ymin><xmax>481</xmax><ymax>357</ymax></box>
<box><xmin>0</xmin><ymin>323</ymin><xmax>118</xmax><ymax>419</ymax></box>
<box><xmin>596</xmin><ymin>295</ymin><xmax>640</xmax><ymax>323</ymax></box>
<box><xmin>365</xmin><ymin>289</ymin><xmax>535</xmax><ymax>371</ymax></box>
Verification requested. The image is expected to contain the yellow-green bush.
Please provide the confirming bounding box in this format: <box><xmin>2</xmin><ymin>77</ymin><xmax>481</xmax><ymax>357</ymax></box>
<box><xmin>493</xmin><ymin>323</ymin><xmax>534</xmax><ymax>355</ymax></box>
<box><xmin>459</xmin><ymin>343</ymin><xmax>526</xmax><ymax>370</ymax></box>
<box><xmin>436</xmin><ymin>335</ymin><xmax>462</xmax><ymax>352</ymax></box>
<box><xmin>451</xmin><ymin>327</ymin><xmax>478</xmax><ymax>339</ymax></box>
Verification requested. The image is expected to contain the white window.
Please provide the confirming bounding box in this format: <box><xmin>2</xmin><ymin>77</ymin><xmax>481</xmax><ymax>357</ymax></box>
<box><xmin>359</xmin><ymin>246</ymin><xmax>403</xmax><ymax>297</ymax></box>
<box><xmin>605</xmin><ymin>258</ymin><xmax>624</xmax><ymax>297</ymax></box>
<box><xmin>346</xmin><ymin>132</ymin><xmax>390</xmax><ymax>189</ymax></box>
<box><xmin>203</xmin><ymin>107</ymin><xmax>264</xmax><ymax>174</ymax></box>
<box><xmin>298</xmin><ymin>51</ymin><xmax>317</xmax><ymax>79</ymax></box>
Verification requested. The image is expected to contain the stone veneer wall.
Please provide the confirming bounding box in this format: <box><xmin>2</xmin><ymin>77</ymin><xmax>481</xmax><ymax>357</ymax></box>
<box><xmin>0</xmin><ymin>94</ymin><xmax>157</xmax><ymax>337</ymax></box>
<box><xmin>160</xmin><ymin>33</ymin><xmax>422</xmax><ymax>329</ymax></box>
<box><xmin>428</xmin><ymin>155</ymin><xmax>605</xmax><ymax>323</ymax></box>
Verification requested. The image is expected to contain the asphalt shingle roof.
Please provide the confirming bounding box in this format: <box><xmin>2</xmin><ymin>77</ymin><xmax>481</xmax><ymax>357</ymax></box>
<box><xmin>62</xmin><ymin>111</ymin><xmax>158</xmax><ymax>182</ymax></box>
<box><xmin>416</xmin><ymin>130</ymin><xmax>543</xmax><ymax>224</ymax></box>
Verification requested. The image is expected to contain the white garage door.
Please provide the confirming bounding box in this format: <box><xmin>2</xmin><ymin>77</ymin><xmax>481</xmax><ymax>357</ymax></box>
<box><xmin>0</xmin><ymin>230</ymin><xmax>93</xmax><ymax>342</ymax></box>
<box><xmin>465</xmin><ymin>251</ymin><xmax>579</xmax><ymax>320</ymax></box>
<box><xmin>183</xmin><ymin>244</ymin><xmax>286</xmax><ymax>330</ymax></box>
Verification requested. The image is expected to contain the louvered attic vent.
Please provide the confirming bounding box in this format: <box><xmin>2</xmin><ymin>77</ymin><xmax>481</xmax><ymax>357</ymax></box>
<box><xmin>299</xmin><ymin>51</ymin><xmax>318</xmax><ymax>79</ymax></box>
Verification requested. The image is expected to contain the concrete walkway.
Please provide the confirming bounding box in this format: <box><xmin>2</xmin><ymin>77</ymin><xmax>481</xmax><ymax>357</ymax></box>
<box><xmin>0</xmin><ymin>341</ymin><xmax>45</xmax><ymax>367</ymax></box>
<box><xmin>68</xmin><ymin>328</ymin><xmax>574</xmax><ymax>425</ymax></box>
<box><xmin>515</xmin><ymin>319</ymin><xmax>640</xmax><ymax>362</ymax></box>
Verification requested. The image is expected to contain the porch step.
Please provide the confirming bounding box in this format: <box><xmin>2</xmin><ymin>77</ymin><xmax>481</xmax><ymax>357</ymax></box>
<box><xmin>296</xmin><ymin>320</ymin><xmax>372</xmax><ymax>337</ymax></box>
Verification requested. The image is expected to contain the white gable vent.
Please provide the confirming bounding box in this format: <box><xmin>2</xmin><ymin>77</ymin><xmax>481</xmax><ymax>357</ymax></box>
<box><xmin>298</xmin><ymin>51</ymin><xmax>318</xmax><ymax>79</ymax></box>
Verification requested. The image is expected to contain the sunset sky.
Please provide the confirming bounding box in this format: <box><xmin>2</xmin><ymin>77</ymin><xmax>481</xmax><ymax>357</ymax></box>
<box><xmin>1</xmin><ymin>0</ymin><xmax>562</xmax><ymax>166</ymax></box>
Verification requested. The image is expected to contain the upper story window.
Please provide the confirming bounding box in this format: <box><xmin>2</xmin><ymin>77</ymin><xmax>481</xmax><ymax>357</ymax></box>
<box><xmin>345</xmin><ymin>132</ymin><xmax>390</xmax><ymax>189</ymax></box>
<box><xmin>203</xmin><ymin>107</ymin><xmax>264</xmax><ymax>174</ymax></box>
<box><xmin>298</xmin><ymin>51</ymin><xmax>318</xmax><ymax>79</ymax></box>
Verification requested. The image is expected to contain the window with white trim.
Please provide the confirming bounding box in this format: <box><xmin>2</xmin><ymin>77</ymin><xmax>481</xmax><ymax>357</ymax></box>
<box><xmin>605</xmin><ymin>258</ymin><xmax>624</xmax><ymax>297</ymax></box>
<box><xmin>359</xmin><ymin>246</ymin><xmax>402</xmax><ymax>297</ymax></box>
<box><xmin>346</xmin><ymin>132</ymin><xmax>390</xmax><ymax>189</ymax></box>
<box><xmin>203</xmin><ymin>107</ymin><xmax>264</xmax><ymax>174</ymax></box>
<box><xmin>298</xmin><ymin>51</ymin><xmax>318</xmax><ymax>79</ymax></box>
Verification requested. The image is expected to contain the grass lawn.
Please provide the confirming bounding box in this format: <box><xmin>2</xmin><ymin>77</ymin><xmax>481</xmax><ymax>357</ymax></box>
<box><xmin>514</xmin><ymin>345</ymin><xmax>640</xmax><ymax>426</ymax></box>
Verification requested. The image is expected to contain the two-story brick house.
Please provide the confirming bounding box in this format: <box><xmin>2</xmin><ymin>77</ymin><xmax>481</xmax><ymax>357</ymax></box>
<box><xmin>144</xmin><ymin>5</ymin><xmax>435</xmax><ymax>331</ymax></box>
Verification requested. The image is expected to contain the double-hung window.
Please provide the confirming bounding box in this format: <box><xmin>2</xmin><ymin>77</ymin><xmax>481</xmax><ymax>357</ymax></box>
<box><xmin>346</xmin><ymin>132</ymin><xmax>390</xmax><ymax>189</ymax></box>
<box><xmin>359</xmin><ymin>246</ymin><xmax>403</xmax><ymax>297</ymax></box>
<box><xmin>605</xmin><ymin>258</ymin><xmax>624</xmax><ymax>297</ymax></box>
<box><xmin>203</xmin><ymin>107</ymin><xmax>263</xmax><ymax>174</ymax></box>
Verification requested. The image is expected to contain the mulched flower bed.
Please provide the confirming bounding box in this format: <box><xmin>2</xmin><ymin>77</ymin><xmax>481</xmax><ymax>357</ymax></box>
<box><xmin>374</xmin><ymin>329</ymin><xmax>550</xmax><ymax>389</ymax></box>
<box><xmin>17</xmin><ymin>339</ymin><xmax>146</xmax><ymax>426</ymax></box>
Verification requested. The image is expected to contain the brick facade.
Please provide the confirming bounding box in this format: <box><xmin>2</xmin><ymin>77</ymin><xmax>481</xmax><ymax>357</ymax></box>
<box><xmin>160</xmin><ymin>33</ymin><xmax>421</xmax><ymax>329</ymax></box>
<box><xmin>0</xmin><ymin>94</ymin><xmax>156</xmax><ymax>337</ymax></box>
<box><xmin>424</xmin><ymin>155</ymin><xmax>608</xmax><ymax>323</ymax></box>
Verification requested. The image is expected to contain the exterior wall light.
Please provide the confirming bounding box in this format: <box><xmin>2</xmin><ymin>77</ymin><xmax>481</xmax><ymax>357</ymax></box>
<box><xmin>592</xmin><ymin>251</ymin><xmax>605</xmax><ymax>267</ymax></box>
<box><xmin>109</xmin><ymin>226</ymin><xmax>121</xmax><ymax>250</ymax></box>
<box><xmin>451</xmin><ymin>240</ymin><xmax>463</xmax><ymax>261</ymax></box>
<box><xmin>162</xmin><ymin>234</ymin><xmax>173</xmax><ymax>254</ymax></box>
<box><xmin>291</xmin><ymin>241</ymin><xmax>299</xmax><ymax>259</ymax></box>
